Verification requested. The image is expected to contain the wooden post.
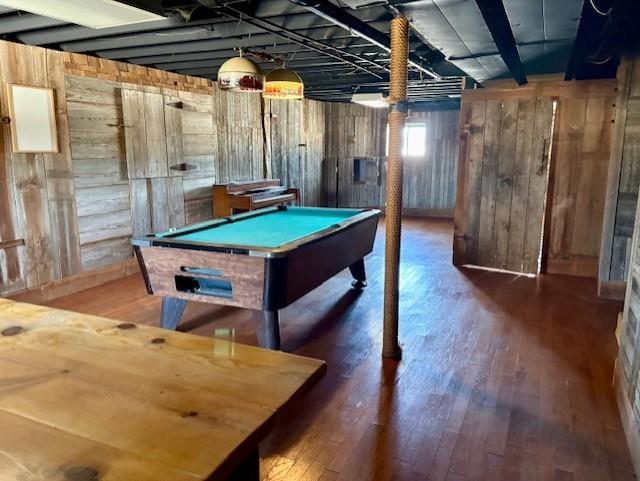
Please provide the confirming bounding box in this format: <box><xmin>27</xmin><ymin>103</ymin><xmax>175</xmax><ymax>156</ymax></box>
<box><xmin>383</xmin><ymin>17</ymin><xmax>409</xmax><ymax>359</ymax></box>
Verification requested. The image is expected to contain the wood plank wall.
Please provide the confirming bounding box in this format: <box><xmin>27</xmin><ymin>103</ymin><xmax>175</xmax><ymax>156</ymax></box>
<box><xmin>0</xmin><ymin>42</ymin><xmax>81</xmax><ymax>294</ymax></box>
<box><xmin>0</xmin><ymin>40</ymin><xmax>323</xmax><ymax>298</ymax></box>
<box><xmin>614</xmin><ymin>190</ymin><xmax>640</xmax><ymax>476</ymax></box>
<box><xmin>545</xmin><ymin>86</ymin><xmax>616</xmax><ymax>278</ymax></box>
<box><xmin>323</xmin><ymin>102</ymin><xmax>386</xmax><ymax>208</ymax></box>
<box><xmin>263</xmin><ymin>98</ymin><xmax>328</xmax><ymax>206</ymax></box>
<box><xmin>455</xmin><ymin>78</ymin><xmax>616</xmax><ymax>277</ymax></box>
<box><xmin>266</xmin><ymin>99</ymin><xmax>304</xmax><ymax>196</ymax></box>
<box><xmin>403</xmin><ymin>110</ymin><xmax>460</xmax><ymax>217</ymax></box>
<box><xmin>600</xmin><ymin>55</ymin><xmax>640</xmax><ymax>299</ymax></box>
<box><xmin>214</xmin><ymin>90</ymin><xmax>264</xmax><ymax>183</ymax></box>
<box><xmin>322</xmin><ymin>102</ymin><xmax>460</xmax><ymax>215</ymax></box>
<box><xmin>0</xmin><ymin>39</ymin><xmax>459</xmax><ymax>299</ymax></box>
<box><xmin>302</xmin><ymin>99</ymin><xmax>326</xmax><ymax>206</ymax></box>
<box><xmin>454</xmin><ymin>96</ymin><xmax>555</xmax><ymax>274</ymax></box>
<box><xmin>67</xmin><ymin>76</ymin><xmax>131</xmax><ymax>272</ymax></box>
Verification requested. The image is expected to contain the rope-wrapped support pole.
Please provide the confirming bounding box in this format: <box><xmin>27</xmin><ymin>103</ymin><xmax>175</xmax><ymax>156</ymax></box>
<box><xmin>383</xmin><ymin>16</ymin><xmax>409</xmax><ymax>359</ymax></box>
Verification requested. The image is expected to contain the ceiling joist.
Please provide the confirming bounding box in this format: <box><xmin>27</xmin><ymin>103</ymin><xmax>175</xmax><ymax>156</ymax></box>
<box><xmin>473</xmin><ymin>0</ymin><xmax>527</xmax><ymax>85</ymax></box>
<box><xmin>289</xmin><ymin>0</ymin><xmax>442</xmax><ymax>80</ymax></box>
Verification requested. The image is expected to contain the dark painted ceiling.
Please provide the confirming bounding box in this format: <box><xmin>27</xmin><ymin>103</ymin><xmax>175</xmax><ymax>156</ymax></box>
<box><xmin>395</xmin><ymin>0</ymin><xmax>583</xmax><ymax>82</ymax></box>
<box><xmin>0</xmin><ymin>0</ymin><xmax>633</xmax><ymax>104</ymax></box>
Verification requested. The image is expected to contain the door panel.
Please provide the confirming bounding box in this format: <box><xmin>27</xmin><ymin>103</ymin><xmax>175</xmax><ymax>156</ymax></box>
<box><xmin>122</xmin><ymin>89</ymin><xmax>168</xmax><ymax>179</ymax></box>
<box><xmin>545</xmin><ymin>95</ymin><xmax>615</xmax><ymax>277</ymax></box>
<box><xmin>454</xmin><ymin>97</ymin><xmax>554</xmax><ymax>274</ymax></box>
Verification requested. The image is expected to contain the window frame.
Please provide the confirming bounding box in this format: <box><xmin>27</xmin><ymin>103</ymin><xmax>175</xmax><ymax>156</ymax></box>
<box><xmin>385</xmin><ymin>121</ymin><xmax>427</xmax><ymax>158</ymax></box>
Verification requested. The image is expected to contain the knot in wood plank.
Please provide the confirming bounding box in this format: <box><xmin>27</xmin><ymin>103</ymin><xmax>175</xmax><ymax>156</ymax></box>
<box><xmin>1</xmin><ymin>325</ymin><xmax>24</xmax><ymax>336</ymax></box>
<box><xmin>116</xmin><ymin>323</ymin><xmax>136</xmax><ymax>330</ymax></box>
<box><xmin>64</xmin><ymin>466</ymin><xmax>99</xmax><ymax>481</ymax></box>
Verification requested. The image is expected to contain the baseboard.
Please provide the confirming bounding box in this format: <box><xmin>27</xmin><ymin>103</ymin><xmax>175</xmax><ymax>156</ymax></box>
<box><xmin>7</xmin><ymin>258</ymin><xmax>139</xmax><ymax>304</ymax></box>
<box><xmin>545</xmin><ymin>257</ymin><xmax>598</xmax><ymax>278</ymax></box>
<box><xmin>599</xmin><ymin>280</ymin><xmax>626</xmax><ymax>301</ymax></box>
<box><xmin>614</xmin><ymin>361</ymin><xmax>640</xmax><ymax>478</ymax></box>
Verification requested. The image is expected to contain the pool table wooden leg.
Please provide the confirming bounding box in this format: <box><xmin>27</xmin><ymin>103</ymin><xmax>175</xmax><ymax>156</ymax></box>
<box><xmin>161</xmin><ymin>296</ymin><xmax>187</xmax><ymax>330</ymax></box>
<box><xmin>256</xmin><ymin>310</ymin><xmax>281</xmax><ymax>350</ymax></box>
<box><xmin>349</xmin><ymin>258</ymin><xmax>367</xmax><ymax>289</ymax></box>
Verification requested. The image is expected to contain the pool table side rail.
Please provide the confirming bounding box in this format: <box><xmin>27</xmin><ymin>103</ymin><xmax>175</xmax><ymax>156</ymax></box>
<box><xmin>132</xmin><ymin>208</ymin><xmax>381</xmax><ymax>258</ymax></box>
<box><xmin>132</xmin><ymin>210</ymin><xmax>380</xmax><ymax>315</ymax></box>
<box><xmin>264</xmin><ymin>211</ymin><xmax>379</xmax><ymax>309</ymax></box>
<box><xmin>134</xmin><ymin>245</ymin><xmax>267</xmax><ymax>310</ymax></box>
<box><xmin>146</xmin><ymin>206</ymin><xmax>362</xmax><ymax>242</ymax></box>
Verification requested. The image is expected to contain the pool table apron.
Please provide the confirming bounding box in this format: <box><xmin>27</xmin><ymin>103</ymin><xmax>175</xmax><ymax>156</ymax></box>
<box><xmin>134</xmin><ymin>214</ymin><xmax>378</xmax><ymax>350</ymax></box>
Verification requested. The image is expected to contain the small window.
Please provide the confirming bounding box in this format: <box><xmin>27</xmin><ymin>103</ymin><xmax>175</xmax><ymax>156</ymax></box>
<box><xmin>385</xmin><ymin>122</ymin><xmax>427</xmax><ymax>157</ymax></box>
<box><xmin>405</xmin><ymin>123</ymin><xmax>426</xmax><ymax>156</ymax></box>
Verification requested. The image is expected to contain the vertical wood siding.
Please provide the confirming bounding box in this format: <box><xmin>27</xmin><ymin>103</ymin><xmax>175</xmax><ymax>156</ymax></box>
<box><xmin>546</xmin><ymin>94</ymin><xmax>615</xmax><ymax>277</ymax></box>
<box><xmin>67</xmin><ymin>75</ymin><xmax>132</xmax><ymax>272</ymax></box>
<box><xmin>403</xmin><ymin>110</ymin><xmax>460</xmax><ymax>213</ymax></box>
<box><xmin>455</xmin><ymin>79</ymin><xmax>616</xmax><ymax>277</ymax></box>
<box><xmin>324</xmin><ymin>103</ymin><xmax>460</xmax><ymax>212</ymax></box>
<box><xmin>0</xmin><ymin>39</ymin><xmax>460</xmax><ymax>297</ymax></box>
<box><xmin>0</xmin><ymin>42</ymin><xmax>81</xmax><ymax>293</ymax></box>
<box><xmin>600</xmin><ymin>55</ymin><xmax>640</xmax><ymax>296</ymax></box>
<box><xmin>324</xmin><ymin>102</ymin><xmax>386</xmax><ymax>208</ymax></box>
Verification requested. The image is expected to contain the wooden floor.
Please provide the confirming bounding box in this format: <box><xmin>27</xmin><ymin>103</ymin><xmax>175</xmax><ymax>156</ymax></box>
<box><xmin>46</xmin><ymin>219</ymin><xmax>634</xmax><ymax>481</ymax></box>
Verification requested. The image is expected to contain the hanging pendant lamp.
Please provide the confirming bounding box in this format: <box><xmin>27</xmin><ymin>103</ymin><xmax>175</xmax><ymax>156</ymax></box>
<box><xmin>217</xmin><ymin>54</ymin><xmax>263</xmax><ymax>92</ymax></box>
<box><xmin>263</xmin><ymin>67</ymin><xmax>304</xmax><ymax>100</ymax></box>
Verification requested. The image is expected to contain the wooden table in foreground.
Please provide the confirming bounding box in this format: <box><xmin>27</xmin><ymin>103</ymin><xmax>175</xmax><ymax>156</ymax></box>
<box><xmin>0</xmin><ymin>299</ymin><xmax>325</xmax><ymax>481</ymax></box>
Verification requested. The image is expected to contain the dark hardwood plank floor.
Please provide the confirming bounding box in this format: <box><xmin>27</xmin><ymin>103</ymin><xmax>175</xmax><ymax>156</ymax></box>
<box><xmin>45</xmin><ymin>219</ymin><xmax>634</xmax><ymax>481</ymax></box>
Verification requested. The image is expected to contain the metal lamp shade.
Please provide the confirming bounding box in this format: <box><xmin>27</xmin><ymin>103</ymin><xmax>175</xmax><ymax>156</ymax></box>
<box><xmin>263</xmin><ymin>67</ymin><xmax>304</xmax><ymax>100</ymax></box>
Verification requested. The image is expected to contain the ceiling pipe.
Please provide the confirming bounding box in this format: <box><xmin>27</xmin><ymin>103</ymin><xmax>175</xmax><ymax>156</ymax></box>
<box><xmin>288</xmin><ymin>0</ymin><xmax>442</xmax><ymax>80</ymax></box>
<box><xmin>194</xmin><ymin>0</ymin><xmax>387</xmax><ymax>79</ymax></box>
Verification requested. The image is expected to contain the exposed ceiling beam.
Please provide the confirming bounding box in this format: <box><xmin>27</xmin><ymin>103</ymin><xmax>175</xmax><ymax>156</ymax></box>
<box><xmin>16</xmin><ymin>14</ymin><xmax>223</xmax><ymax>46</ymax></box>
<box><xmin>94</xmin><ymin>30</ymin><xmax>373</xmax><ymax>59</ymax></box>
<box><xmin>177</xmin><ymin>57</ymin><xmax>352</xmax><ymax>76</ymax></box>
<box><xmin>56</xmin><ymin>11</ymin><xmax>390</xmax><ymax>53</ymax></box>
<box><xmin>61</xmin><ymin>26</ymin><xmax>224</xmax><ymax>52</ymax></box>
<box><xmin>0</xmin><ymin>13</ymin><xmax>67</xmax><ymax>34</ymax></box>
<box><xmin>288</xmin><ymin>0</ymin><xmax>442</xmax><ymax>80</ymax></box>
<box><xmin>448</xmin><ymin>38</ymin><xmax>575</xmax><ymax>62</ymax></box>
<box><xmin>127</xmin><ymin>44</ymin><xmax>318</xmax><ymax>64</ymax></box>
<box><xmin>163</xmin><ymin>49</ymin><xmax>384</xmax><ymax>71</ymax></box>
<box><xmin>195</xmin><ymin>1</ymin><xmax>388</xmax><ymax>79</ymax></box>
<box><xmin>473</xmin><ymin>0</ymin><xmax>527</xmax><ymax>85</ymax></box>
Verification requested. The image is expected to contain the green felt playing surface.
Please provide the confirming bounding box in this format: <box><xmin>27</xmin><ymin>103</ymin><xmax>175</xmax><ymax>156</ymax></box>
<box><xmin>165</xmin><ymin>207</ymin><xmax>364</xmax><ymax>248</ymax></box>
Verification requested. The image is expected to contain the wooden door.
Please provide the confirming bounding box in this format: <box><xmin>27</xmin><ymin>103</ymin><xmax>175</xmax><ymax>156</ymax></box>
<box><xmin>123</xmin><ymin>88</ymin><xmax>185</xmax><ymax>235</ymax></box>
<box><xmin>545</xmin><ymin>95</ymin><xmax>615</xmax><ymax>278</ymax></box>
<box><xmin>122</xmin><ymin>89</ymin><xmax>168</xmax><ymax>179</ymax></box>
<box><xmin>454</xmin><ymin>97</ymin><xmax>555</xmax><ymax>274</ymax></box>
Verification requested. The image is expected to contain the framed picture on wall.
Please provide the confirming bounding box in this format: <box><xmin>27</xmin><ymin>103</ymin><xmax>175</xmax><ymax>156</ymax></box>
<box><xmin>5</xmin><ymin>84</ymin><xmax>58</xmax><ymax>153</ymax></box>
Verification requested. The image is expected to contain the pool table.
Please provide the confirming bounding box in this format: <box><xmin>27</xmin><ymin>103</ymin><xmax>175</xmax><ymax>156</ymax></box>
<box><xmin>132</xmin><ymin>206</ymin><xmax>380</xmax><ymax>350</ymax></box>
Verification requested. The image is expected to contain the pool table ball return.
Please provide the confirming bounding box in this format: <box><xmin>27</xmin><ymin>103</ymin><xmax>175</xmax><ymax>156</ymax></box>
<box><xmin>133</xmin><ymin>206</ymin><xmax>380</xmax><ymax>350</ymax></box>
